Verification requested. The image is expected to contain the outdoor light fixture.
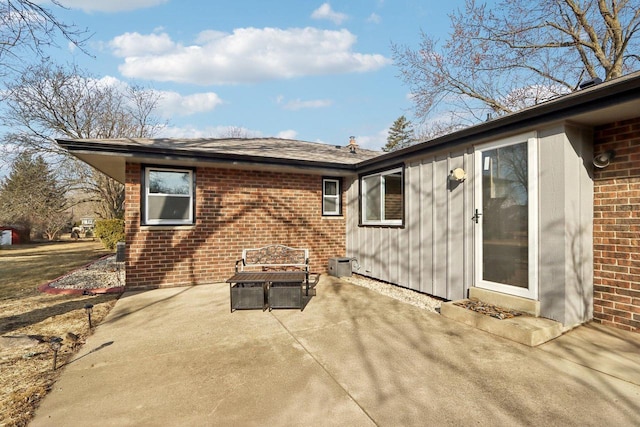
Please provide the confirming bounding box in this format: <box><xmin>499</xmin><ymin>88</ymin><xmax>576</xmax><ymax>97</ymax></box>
<box><xmin>49</xmin><ymin>337</ymin><xmax>63</xmax><ymax>370</ymax></box>
<box><xmin>449</xmin><ymin>168</ymin><xmax>467</xmax><ymax>182</ymax></box>
<box><xmin>84</xmin><ymin>303</ymin><xmax>94</xmax><ymax>329</ymax></box>
<box><xmin>593</xmin><ymin>150</ymin><xmax>615</xmax><ymax>168</ymax></box>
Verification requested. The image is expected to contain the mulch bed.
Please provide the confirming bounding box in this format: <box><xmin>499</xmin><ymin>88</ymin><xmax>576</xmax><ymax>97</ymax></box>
<box><xmin>38</xmin><ymin>255</ymin><xmax>125</xmax><ymax>295</ymax></box>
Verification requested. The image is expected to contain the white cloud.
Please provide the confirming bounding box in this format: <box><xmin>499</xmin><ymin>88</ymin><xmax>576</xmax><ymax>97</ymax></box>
<box><xmin>89</xmin><ymin>76</ymin><xmax>222</xmax><ymax>118</ymax></box>
<box><xmin>367</xmin><ymin>13</ymin><xmax>381</xmax><ymax>24</ymax></box>
<box><xmin>156</xmin><ymin>91</ymin><xmax>223</xmax><ymax>118</ymax></box>
<box><xmin>276</xmin><ymin>129</ymin><xmax>298</xmax><ymax>139</ymax></box>
<box><xmin>281</xmin><ymin>98</ymin><xmax>333</xmax><ymax>111</ymax></box>
<box><xmin>355</xmin><ymin>128</ymin><xmax>389</xmax><ymax>151</ymax></box>
<box><xmin>95</xmin><ymin>75</ymin><xmax>128</xmax><ymax>89</ymax></box>
<box><xmin>311</xmin><ymin>3</ymin><xmax>348</xmax><ymax>25</ymax></box>
<box><xmin>111</xmin><ymin>27</ymin><xmax>389</xmax><ymax>85</ymax></box>
<box><xmin>57</xmin><ymin>0</ymin><xmax>168</xmax><ymax>13</ymax></box>
<box><xmin>110</xmin><ymin>32</ymin><xmax>176</xmax><ymax>57</ymax></box>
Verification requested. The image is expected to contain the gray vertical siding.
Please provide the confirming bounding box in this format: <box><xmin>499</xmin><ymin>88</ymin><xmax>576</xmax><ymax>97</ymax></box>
<box><xmin>346</xmin><ymin>149</ymin><xmax>474</xmax><ymax>301</ymax></box>
<box><xmin>538</xmin><ymin>125</ymin><xmax>594</xmax><ymax>325</ymax></box>
<box><xmin>346</xmin><ymin>124</ymin><xmax>593</xmax><ymax>326</ymax></box>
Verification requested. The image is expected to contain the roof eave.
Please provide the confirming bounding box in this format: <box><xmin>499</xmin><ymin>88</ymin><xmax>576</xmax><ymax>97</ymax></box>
<box><xmin>56</xmin><ymin>139</ymin><xmax>361</xmax><ymax>182</ymax></box>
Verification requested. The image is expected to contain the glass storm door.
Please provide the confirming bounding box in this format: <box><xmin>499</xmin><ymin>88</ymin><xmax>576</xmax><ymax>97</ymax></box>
<box><xmin>474</xmin><ymin>135</ymin><xmax>538</xmax><ymax>299</ymax></box>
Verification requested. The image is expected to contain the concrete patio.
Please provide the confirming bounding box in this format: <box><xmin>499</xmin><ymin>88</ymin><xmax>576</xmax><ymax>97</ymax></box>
<box><xmin>32</xmin><ymin>276</ymin><xmax>640</xmax><ymax>426</ymax></box>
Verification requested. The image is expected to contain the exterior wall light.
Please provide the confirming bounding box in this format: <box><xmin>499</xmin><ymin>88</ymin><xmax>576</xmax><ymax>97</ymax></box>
<box><xmin>449</xmin><ymin>168</ymin><xmax>467</xmax><ymax>182</ymax></box>
<box><xmin>593</xmin><ymin>150</ymin><xmax>615</xmax><ymax>168</ymax></box>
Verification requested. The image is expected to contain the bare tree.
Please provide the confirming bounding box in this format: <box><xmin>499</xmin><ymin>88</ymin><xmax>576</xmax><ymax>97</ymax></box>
<box><xmin>415</xmin><ymin>115</ymin><xmax>469</xmax><ymax>142</ymax></box>
<box><xmin>218</xmin><ymin>126</ymin><xmax>252</xmax><ymax>138</ymax></box>
<box><xmin>1</xmin><ymin>62</ymin><xmax>165</xmax><ymax>218</ymax></box>
<box><xmin>0</xmin><ymin>0</ymin><xmax>90</xmax><ymax>74</ymax></box>
<box><xmin>392</xmin><ymin>0</ymin><xmax>640</xmax><ymax>124</ymax></box>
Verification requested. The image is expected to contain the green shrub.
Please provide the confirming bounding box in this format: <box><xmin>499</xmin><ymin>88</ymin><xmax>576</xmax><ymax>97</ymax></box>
<box><xmin>94</xmin><ymin>219</ymin><xmax>125</xmax><ymax>251</ymax></box>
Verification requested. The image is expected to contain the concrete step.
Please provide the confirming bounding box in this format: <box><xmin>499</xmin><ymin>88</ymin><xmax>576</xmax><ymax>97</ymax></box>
<box><xmin>440</xmin><ymin>300</ymin><xmax>563</xmax><ymax>347</ymax></box>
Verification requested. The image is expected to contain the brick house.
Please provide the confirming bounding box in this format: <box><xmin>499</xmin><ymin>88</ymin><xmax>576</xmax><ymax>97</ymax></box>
<box><xmin>593</xmin><ymin>119</ymin><xmax>640</xmax><ymax>331</ymax></box>
<box><xmin>59</xmin><ymin>138</ymin><xmax>378</xmax><ymax>290</ymax></box>
<box><xmin>58</xmin><ymin>70</ymin><xmax>640</xmax><ymax>334</ymax></box>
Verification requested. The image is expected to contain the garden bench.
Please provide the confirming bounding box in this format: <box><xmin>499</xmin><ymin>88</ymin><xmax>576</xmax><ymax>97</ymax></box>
<box><xmin>227</xmin><ymin>244</ymin><xmax>319</xmax><ymax>312</ymax></box>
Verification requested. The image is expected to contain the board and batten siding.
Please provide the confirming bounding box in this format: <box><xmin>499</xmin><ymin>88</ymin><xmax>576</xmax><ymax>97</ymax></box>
<box><xmin>346</xmin><ymin>124</ymin><xmax>594</xmax><ymax>327</ymax></box>
<box><xmin>537</xmin><ymin>125</ymin><xmax>594</xmax><ymax>326</ymax></box>
<box><xmin>346</xmin><ymin>149</ymin><xmax>474</xmax><ymax>301</ymax></box>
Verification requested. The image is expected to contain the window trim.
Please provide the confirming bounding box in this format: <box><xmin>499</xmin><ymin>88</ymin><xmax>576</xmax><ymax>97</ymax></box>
<box><xmin>141</xmin><ymin>165</ymin><xmax>196</xmax><ymax>226</ymax></box>
<box><xmin>322</xmin><ymin>177</ymin><xmax>342</xmax><ymax>216</ymax></box>
<box><xmin>359</xmin><ymin>165</ymin><xmax>405</xmax><ymax>227</ymax></box>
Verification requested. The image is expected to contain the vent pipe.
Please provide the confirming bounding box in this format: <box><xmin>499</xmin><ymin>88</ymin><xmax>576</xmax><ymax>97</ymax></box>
<box><xmin>579</xmin><ymin>77</ymin><xmax>602</xmax><ymax>90</ymax></box>
<box><xmin>348</xmin><ymin>136</ymin><xmax>358</xmax><ymax>154</ymax></box>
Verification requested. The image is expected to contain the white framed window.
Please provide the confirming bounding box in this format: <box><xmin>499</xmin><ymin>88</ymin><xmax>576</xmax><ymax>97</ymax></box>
<box><xmin>143</xmin><ymin>166</ymin><xmax>195</xmax><ymax>225</ymax></box>
<box><xmin>322</xmin><ymin>178</ymin><xmax>342</xmax><ymax>216</ymax></box>
<box><xmin>360</xmin><ymin>166</ymin><xmax>404</xmax><ymax>226</ymax></box>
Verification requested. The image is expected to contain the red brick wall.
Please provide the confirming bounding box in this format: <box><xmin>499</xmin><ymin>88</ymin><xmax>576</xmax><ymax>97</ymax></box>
<box><xmin>593</xmin><ymin>117</ymin><xmax>640</xmax><ymax>332</ymax></box>
<box><xmin>124</xmin><ymin>163</ymin><xmax>346</xmax><ymax>289</ymax></box>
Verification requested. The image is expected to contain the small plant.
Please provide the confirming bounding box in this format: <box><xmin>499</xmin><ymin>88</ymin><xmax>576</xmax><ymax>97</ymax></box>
<box><xmin>93</xmin><ymin>219</ymin><xmax>124</xmax><ymax>250</ymax></box>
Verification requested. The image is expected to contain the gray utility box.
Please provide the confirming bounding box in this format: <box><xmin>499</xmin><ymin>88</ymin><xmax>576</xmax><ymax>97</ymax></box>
<box><xmin>328</xmin><ymin>257</ymin><xmax>352</xmax><ymax>277</ymax></box>
<box><xmin>116</xmin><ymin>242</ymin><xmax>126</xmax><ymax>263</ymax></box>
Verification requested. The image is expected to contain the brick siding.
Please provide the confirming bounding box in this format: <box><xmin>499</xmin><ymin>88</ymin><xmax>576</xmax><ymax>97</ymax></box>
<box><xmin>124</xmin><ymin>163</ymin><xmax>346</xmax><ymax>289</ymax></box>
<box><xmin>593</xmin><ymin>117</ymin><xmax>640</xmax><ymax>332</ymax></box>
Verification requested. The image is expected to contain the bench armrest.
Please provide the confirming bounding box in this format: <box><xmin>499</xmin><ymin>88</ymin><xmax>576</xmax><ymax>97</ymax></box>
<box><xmin>235</xmin><ymin>259</ymin><xmax>245</xmax><ymax>272</ymax></box>
<box><xmin>308</xmin><ymin>273</ymin><xmax>320</xmax><ymax>287</ymax></box>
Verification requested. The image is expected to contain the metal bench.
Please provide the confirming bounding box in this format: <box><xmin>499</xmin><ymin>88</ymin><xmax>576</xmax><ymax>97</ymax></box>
<box><xmin>228</xmin><ymin>245</ymin><xmax>318</xmax><ymax>312</ymax></box>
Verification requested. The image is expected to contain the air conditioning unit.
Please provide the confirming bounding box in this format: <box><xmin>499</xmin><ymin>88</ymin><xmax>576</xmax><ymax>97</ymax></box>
<box><xmin>328</xmin><ymin>257</ymin><xmax>352</xmax><ymax>277</ymax></box>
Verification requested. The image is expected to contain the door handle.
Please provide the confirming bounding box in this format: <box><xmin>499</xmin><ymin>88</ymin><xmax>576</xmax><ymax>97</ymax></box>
<box><xmin>472</xmin><ymin>209</ymin><xmax>482</xmax><ymax>223</ymax></box>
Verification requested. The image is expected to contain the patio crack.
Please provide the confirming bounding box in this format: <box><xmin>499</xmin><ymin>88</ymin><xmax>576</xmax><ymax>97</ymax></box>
<box><xmin>271</xmin><ymin>314</ymin><xmax>379</xmax><ymax>426</ymax></box>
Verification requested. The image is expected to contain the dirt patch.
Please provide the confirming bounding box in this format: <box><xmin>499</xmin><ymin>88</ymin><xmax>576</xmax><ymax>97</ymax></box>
<box><xmin>0</xmin><ymin>240</ymin><xmax>120</xmax><ymax>426</ymax></box>
<box><xmin>1</xmin><ymin>294</ymin><xmax>118</xmax><ymax>426</ymax></box>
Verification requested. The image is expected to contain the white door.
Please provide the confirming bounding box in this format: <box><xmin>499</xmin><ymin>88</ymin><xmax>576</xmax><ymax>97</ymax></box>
<box><xmin>474</xmin><ymin>133</ymin><xmax>538</xmax><ymax>299</ymax></box>
<box><xmin>0</xmin><ymin>230</ymin><xmax>11</xmax><ymax>245</ymax></box>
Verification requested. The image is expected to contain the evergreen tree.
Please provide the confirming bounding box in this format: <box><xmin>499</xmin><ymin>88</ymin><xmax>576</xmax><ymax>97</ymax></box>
<box><xmin>384</xmin><ymin>115</ymin><xmax>415</xmax><ymax>152</ymax></box>
<box><xmin>0</xmin><ymin>153</ymin><xmax>69</xmax><ymax>240</ymax></box>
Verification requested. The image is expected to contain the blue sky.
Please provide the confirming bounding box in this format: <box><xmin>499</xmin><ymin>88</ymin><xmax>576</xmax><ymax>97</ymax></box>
<box><xmin>16</xmin><ymin>1</ymin><xmax>470</xmax><ymax>152</ymax></box>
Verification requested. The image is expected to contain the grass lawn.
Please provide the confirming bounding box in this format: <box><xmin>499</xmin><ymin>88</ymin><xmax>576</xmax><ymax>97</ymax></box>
<box><xmin>0</xmin><ymin>239</ymin><xmax>119</xmax><ymax>426</ymax></box>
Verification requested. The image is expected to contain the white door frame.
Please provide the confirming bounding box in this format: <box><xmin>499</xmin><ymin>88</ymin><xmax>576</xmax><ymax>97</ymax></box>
<box><xmin>473</xmin><ymin>132</ymin><xmax>539</xmax><ymax>300</ymax></box>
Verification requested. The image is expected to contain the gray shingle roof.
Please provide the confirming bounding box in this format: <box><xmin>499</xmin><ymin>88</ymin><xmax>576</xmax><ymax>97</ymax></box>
<box><xmin>63</xmin><ymin>137</ymin><xmax>381</xmax><ymax>165</ymax></box>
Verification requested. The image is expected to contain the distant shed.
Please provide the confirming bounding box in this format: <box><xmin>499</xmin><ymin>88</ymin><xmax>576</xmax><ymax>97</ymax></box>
<box><xmin>0</xmin><ymin>226</ymin><xmax>29</xmax><ymax>245</ymax></box>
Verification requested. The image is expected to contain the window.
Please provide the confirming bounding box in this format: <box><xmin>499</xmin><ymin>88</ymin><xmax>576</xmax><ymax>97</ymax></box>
<box><xmin>360</xmin><ymin>167</ymin><xmax>404</xmax><ymax>226</ymax></box>
<box><xmin>143</xmin><ymin>166</ymin><xmax>195</xmax><ymax>225</ymax></box>
<box><xmin>322</xmin><ymin>178</ymin><xmax>342</xmax><ymax>216</ymax></box>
